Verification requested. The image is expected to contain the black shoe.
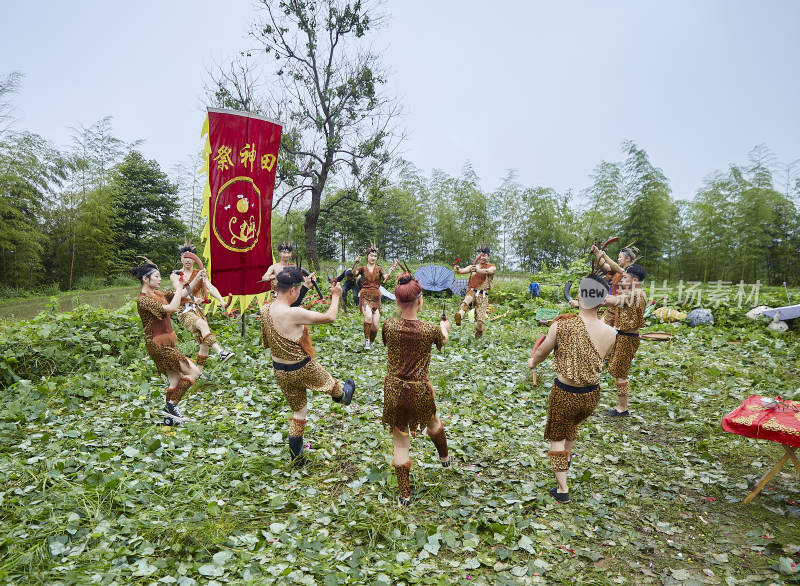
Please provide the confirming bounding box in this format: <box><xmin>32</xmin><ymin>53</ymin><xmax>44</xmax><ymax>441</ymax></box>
<box><xmin>549</xmin><ymin>486</ymin><xmax>570</xmax><ymax>503</ymax></box>
<box><xmin>440</xmin><ymin>455</ymin><xmax>453</xmax><ymax>468</ymax></box>
<box><xmin>289</xmin><ymin>435</ymin><xmax>304</xmax><ymax>457</ymax></box>
<box><xmin>333</xmin><ymin>378</ymin><xmax>355</xmax><ymax>406</ymax></box>
<box><xmin>605</xmin><ymin>408</ymin><xmax>630</xmax><ymax>417</ymax></box>
<box><xmin>288</xmin><ymin>436</ymin><xmax>307</xmax><ymax>467</ymax></box>
<box><xmin>397</xmin><ymin>495</ymin><xmax>412</xmax><ymax>507</ymax></box>
<box><xmin>162</xmin><ymin>401</ymin><xmax>187</xmax><ymax>425</ymax></box>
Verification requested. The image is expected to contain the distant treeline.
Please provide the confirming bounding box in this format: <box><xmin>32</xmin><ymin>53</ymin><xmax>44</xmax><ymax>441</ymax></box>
<box><xmin>2</xmin><ymin>73</ymin><xmax>799</xmax><ymax>292</ymax></box>
<box><xmin>0</xmin><ymin>116</ymin><xmax>194</xmax><ymax>293</ymax></box>
<box><xmin>278</xmin><ymin>141</ymin><xmax>800</xmax><ymax>286</ymax></box>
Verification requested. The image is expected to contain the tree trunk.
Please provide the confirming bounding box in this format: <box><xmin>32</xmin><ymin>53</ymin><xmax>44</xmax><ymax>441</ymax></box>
<box><xmin>304</xmin><ymin>183</ymin><xmax>323</xmax><ymax>271</ymax></box>
<box><xmin>69</xmin><ymin>238</ymin><xmax>75</xmax><ymax>290</ymax></box>
<box><xmin>304</xmin><ymin>164</ymin><xmax>331</xmax><ymax>271</ymax></box>
<box><xmin>304</xmin><ymin>212</ymin><xmax>319</xmax><ymax>270</ymax></box>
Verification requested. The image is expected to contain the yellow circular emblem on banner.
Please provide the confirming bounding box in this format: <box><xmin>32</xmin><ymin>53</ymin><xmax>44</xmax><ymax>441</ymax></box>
<box><xmin>212</xmin><ymin>177</ymin><xmax>262</xmax><ymax>253</ymax></box>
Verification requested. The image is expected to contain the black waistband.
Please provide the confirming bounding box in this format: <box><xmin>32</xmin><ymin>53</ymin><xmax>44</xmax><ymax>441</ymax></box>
<box><xmin>272</xmin><ymin>356</ymin><xmax>310</xmax><ymax>372</ymax></box>
<box><xmin>616</xmin><ymin>331</ymin><xmax>639</xmax><ymax>338</ymax></box>
<box><xmin>554</xmin><ymin>378</ymin><xmax>599</xmax><ymax>393</ymax></box>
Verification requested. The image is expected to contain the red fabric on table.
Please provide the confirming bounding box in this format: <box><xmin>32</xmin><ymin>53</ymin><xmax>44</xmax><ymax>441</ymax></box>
<box><xmin>721</xmin><ymin>395</ymin><xmax>800</xmax><ymax>448</ymax></box>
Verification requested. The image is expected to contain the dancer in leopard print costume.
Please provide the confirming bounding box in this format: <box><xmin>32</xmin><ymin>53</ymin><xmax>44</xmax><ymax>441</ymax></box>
<box><xmin>529</xmin><ymin>274</ymin><xmax>617</xmax><ymax>503</ymax></box>
<box><xmin>131</xmin><ymin>260</ymin><xmax>201</xmax><ymax>426</ymax></box>
<box><xmin>352</xmin><ymin>244</ymin><xmax>398</xmax><ymax>351</ymax></box>
<box><xmin>602</xmin><ymin>264</ymin><xmax>647</xmax><ymax>417</ymax></box>
<box><xmin>382</xmin><ymin>271</ymin><xmax>452</xmax><ymax>506</ymax></box>
<box><xmin>174</xmin><ymin>241</ymin><xmax>234</xmax><ymax>367</ymax></box>
<box><xmin>453</xmin><ymin>245</ymin><xmax>496</xmax><ymax>337</ymax></box>
<box><xmin>260</xmin><ymin>267</ymin><xmax>355</xmax><ymax>465</ymax></box>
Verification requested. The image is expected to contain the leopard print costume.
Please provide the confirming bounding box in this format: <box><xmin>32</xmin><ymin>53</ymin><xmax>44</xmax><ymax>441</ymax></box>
<box><xmin>544</xmin><ymin>315</ymin><xmax>604</xmax><ymax>441</ymax></box>
<box><xmin>382</xmin><ymin>317</ymin><xmax>444</xmax><ymax>431</ymax></box>
<box><xmin>274</xmin><ymin>360</ymin><xmax>342</xmax><ymax>411</ymax></box>
<box><xmin>458</xmin><ymin>263</ymin><xmax>495</xmax><ymax>324</ymax></box>
<box><xmin>551</xmin><ymin>314</ymin><xmax>603</xmax><ymax>386</ymax></box>
<box><xmin>598</xmin><ymin>272</ymin><xmax>622</xmax><ymax>322</ymax></box>
<box><xmin>259</xmin><ymin>304</ymin><xmax>342</xmax><ymax>410</ymax></box>
<box><xmin>175</xmin><ymin>268</ymin><xmax>222</xmax><ymax>348</ymax></box>
<box><xmin>603</xmin><ymin>289</ymin><xmax>647</xmax><ymax>330</ymax></box>
<box><xmin>544</xmin><ymin>384</ymin><xmax>602</xmax><ymax>441</ymax></box>
<box><xmin>137</xmin><ymin>292</ymin><xmax>190</xmax><ymax>375</ymax></box>
<box><xmin>606</xmin><ymin>289</ymin><xmax>646</xmax><ymax>378</ymax></box>
<box><xmin>355</xmin><ymin>265</ymin><xmax>386</xmax><ymax>312</ymax></box>
<box><xmin>608</xmin><ymin>335</ymin><xmax>640</xmax><ymax>378</ymax></box>
<box><xmin>394</xmin><ymin>461</ymin><xmax>412</xmax><ymax>500</ymax></box>
<box><xmin>177</xmin><ymin>308</ymin><xmax>206</xmax><ymax>343</ymax></box>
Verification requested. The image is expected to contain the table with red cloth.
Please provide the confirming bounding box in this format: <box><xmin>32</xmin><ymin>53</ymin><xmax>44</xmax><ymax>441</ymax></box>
<box><xmin>721</xmin><ymin>395</ymin><xmax>800</xmax><ymax>504</ymax></box>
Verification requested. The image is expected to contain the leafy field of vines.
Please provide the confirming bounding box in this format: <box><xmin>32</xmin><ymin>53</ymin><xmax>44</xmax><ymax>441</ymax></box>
<box><xmin>1</xmin><ymin>279</ymin><xmax>798</xmax><ymax>584</ymax></box>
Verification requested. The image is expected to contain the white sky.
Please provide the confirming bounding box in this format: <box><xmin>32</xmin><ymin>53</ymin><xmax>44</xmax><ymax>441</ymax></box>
<box><xmin>2</xmin><ymin>0</ymin><xmax>799</xmax><ymax>202</ymax></box>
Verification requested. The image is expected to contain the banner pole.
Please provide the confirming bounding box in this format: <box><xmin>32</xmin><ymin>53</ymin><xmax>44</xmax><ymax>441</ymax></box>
<box><xmin>241</xmin><ymin>310</ymin><xmax>246</xmax><ymax>338</ymax></box>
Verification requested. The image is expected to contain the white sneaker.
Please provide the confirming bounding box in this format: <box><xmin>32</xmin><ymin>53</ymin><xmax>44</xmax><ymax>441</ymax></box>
<box><xmin>364</xmin><ymin>339</ymin><xmax>371</xmax><ymax>350</ymax></box>
<box><xmin>369</xmin><ymin>341</ymin><xmax>375</xmax><ymax>350</ymax></box>
<box><xmin>162</xmin><ymin>402</ymin><xmax>188</xmax><ymax>425</ymax></box>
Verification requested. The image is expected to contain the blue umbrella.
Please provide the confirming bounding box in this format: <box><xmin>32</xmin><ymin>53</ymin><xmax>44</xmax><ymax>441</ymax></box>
<box><xmin>449</xmin><ymin>279</ymin><xmax>469</xmax><ymax>297</ymax></box>
<box><xmin>413</xmin><ymin>264</ymin><xmax>455</xmax><ymax>292</ymax></box>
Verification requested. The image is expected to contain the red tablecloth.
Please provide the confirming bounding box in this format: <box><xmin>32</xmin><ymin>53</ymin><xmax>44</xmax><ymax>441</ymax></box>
<box><xmin>722</xmin><ymin>395</ymin><xmax>800</xmax><ymax>449</ymax></box>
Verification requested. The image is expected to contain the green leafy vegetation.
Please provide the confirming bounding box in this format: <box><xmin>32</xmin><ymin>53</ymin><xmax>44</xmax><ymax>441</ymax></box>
<box><xmin>0</xmin><ymin>280</ymin><xmax>798</xmax><ymax>583</ymax></box>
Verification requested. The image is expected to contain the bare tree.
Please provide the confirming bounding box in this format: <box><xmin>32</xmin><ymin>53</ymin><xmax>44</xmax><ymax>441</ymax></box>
<box><xmin>207</xmin><ymin>57</ymin><xmax>266</xmax><ymax>115</ymax></box>
<box><xmin>775</xmin><ymin>157</ymin><xmax>800</xmax><ymax>201</ymax></box>
<box><xmin>172</xmin><ymin>151</ymin><xmax>205</xmax><ymax>235</ymax></box>
<box><xmin>207</xmin><ymin>0</ymin><xmax>403</xmax><ymax>268</ymax></box>
<box><xmin>0</xmin><ymin>71</ymin><xmax>23</xmax><ymax>139</ymax></box>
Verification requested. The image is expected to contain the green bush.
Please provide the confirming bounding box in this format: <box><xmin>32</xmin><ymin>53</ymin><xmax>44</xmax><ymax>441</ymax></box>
<box><xmin>72</xmin><ymin>274</ymin><xmax>106</xmax><ymax>291</ymax></box>
<box><xmin>109</xmin><ymin>273</ymin><xmax>139</xmax><ymax>287</ymax></box>
<box><xmin>0</xmin><ymin>283</ymin><xmax>62</xmax><ymax>299</ymax></box>
<box><xmin>38</xmin><ymin>283</ymin><xmax>60</xmax><ymax>296</ymax></box>
<box><xmin>0</xmin><ymin>303</ymin><xmax>142</xmax><ymax>388</ymax></box>
<box><xmin>0</xmin><ymin>286</ymin><xmax>27</xmax><ymax>299</ymax></box>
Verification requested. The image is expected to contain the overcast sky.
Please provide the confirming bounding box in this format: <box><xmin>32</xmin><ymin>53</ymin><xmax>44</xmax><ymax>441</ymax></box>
<box><xmin>2</xmin><ymin>0</ymin><xmax>799</xmax><ymax>203</ymax></box>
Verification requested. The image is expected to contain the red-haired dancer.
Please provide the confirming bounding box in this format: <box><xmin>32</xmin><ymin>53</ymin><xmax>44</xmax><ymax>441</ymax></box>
<box><xmin>382</xmin><ymin>272</ymin><xmax>452</xmax><ymax>506</ymax></box>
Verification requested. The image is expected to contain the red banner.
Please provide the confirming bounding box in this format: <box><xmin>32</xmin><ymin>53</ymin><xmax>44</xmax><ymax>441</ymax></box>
<box><xmin>203</xmin><ymin>108</ymin><xmax>281</xmax><ymax>298</ymax></box>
